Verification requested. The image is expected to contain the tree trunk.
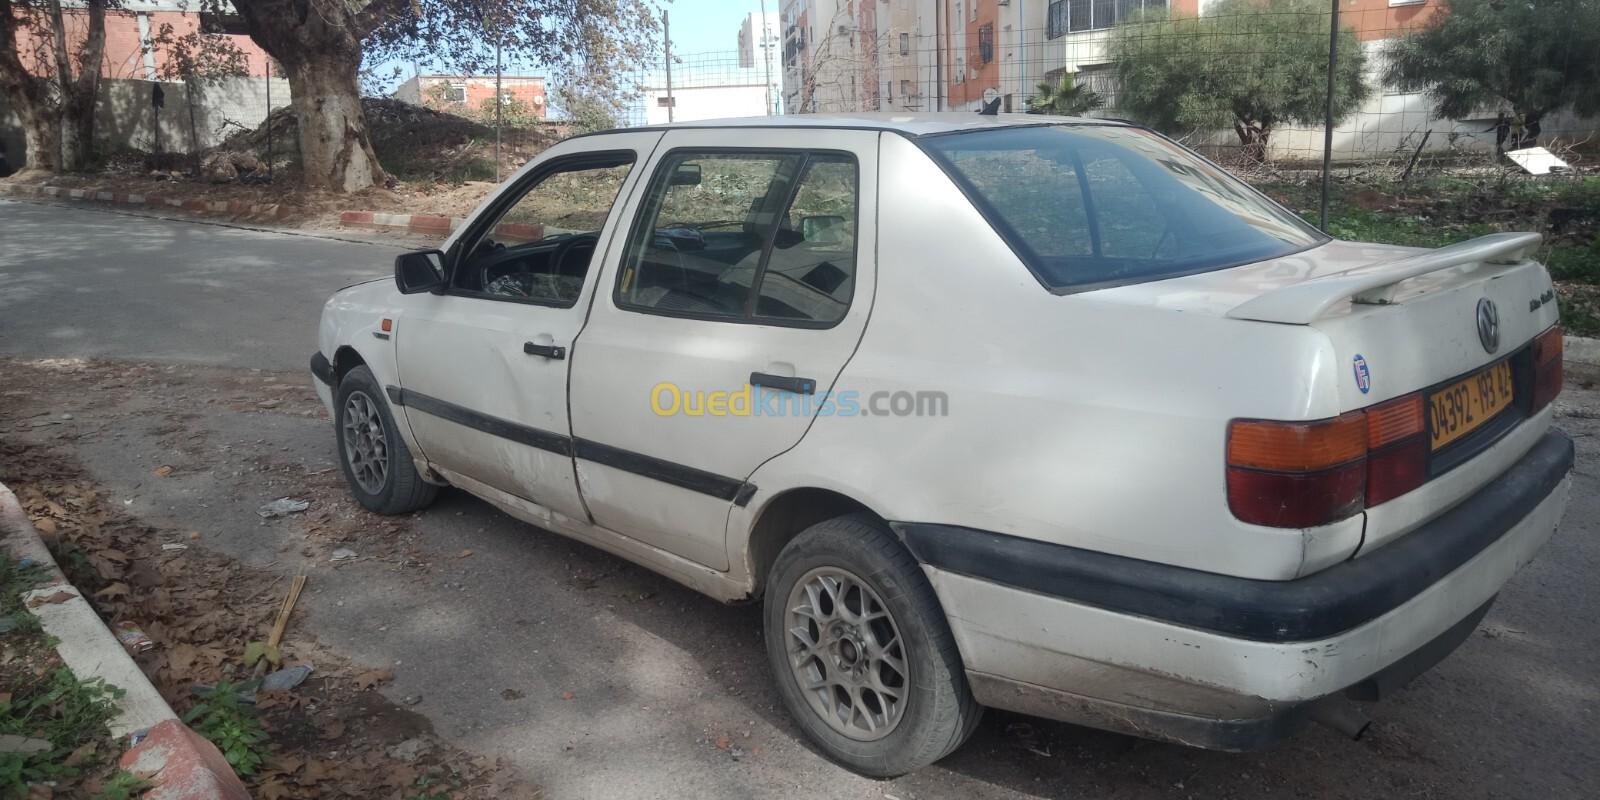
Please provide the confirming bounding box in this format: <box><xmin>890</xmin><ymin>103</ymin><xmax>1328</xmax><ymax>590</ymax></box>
<box><xmin>0</xmin><ymin>0</ymin><xmax>57</xmax><ymax>170</ymax></box>
<box><xmin>46</xmin><ymin>0</ymin><xmax>106</xmax><ymax>170</ymax></box>
<box><xmin>284</xmin><ymin>53</ymin><xmax>384</xmax><ymax>192</ymax></box>
<box><xmin>1233</xmin><ymin>119</ymin><xmax>1271</xmax><ymax>164</ymax></box>
<box><xmin>17</xmin><ymin>102</ymin><xmax>59</xmax><ymax>171</ymax></box>
<box><xmin>229</xmin><ymin>0</ymin><xmax>386</xmax><ymax>193</ymax></box>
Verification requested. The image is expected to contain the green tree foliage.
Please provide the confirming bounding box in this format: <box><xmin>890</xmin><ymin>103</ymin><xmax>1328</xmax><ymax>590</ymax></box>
<box><xmin>1110</xmin><ymin>0</ymin><xmax>1368</xmax><ymax>161</ymax></box>
<box><xmin>554</xmin><ymin>85</ymin><xmax>623</xmax><ymax>134</ymax></box>
<box><xmin>1384</xmin><ymin>0</ymin><xmax>1600</xmax><ymax>143</ymax></box>
<box><xmin>1026</xmin><ymin>72</ymin><xmax>1104</xmax><ymax>116</ymax></box>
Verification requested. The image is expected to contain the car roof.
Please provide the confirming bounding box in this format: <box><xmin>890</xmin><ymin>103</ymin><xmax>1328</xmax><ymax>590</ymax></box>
<box><xmin>596</xmin><ymin>112</ymin><xmax>1131</xmax><ymax>138</ymax></box>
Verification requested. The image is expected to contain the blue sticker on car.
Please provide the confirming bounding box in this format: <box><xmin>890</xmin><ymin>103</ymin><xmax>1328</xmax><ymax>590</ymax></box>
<box><xmin>1353</xmin><ymin>354</ymin><xmax>1371</xmax><ymax>394</ymax></box>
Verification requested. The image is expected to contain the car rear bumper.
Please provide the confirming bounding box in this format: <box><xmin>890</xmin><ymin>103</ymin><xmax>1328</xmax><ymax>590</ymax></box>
<box><xmin>897</xmin><ymin>428</ymin><xmax>1574</xmax><ymax>750</ymax></box>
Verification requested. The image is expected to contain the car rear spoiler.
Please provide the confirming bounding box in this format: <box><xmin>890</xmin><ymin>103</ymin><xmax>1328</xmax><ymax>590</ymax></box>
<box><xmin>1226</xmin><ymin>232</ymin><xmax>1543</xmax><ymax>325</ymax></box>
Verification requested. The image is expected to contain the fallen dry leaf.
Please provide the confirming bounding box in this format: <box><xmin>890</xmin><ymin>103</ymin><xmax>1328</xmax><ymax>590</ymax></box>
<box><xmin>354</xmin><ymin>669</ymin><xmax>394</xmax><ymax>690</ymax></box>
<box><xmin>94</xmin><ymin>582</ymin><xmax>130</xmax><ymax>600</ymax></box>
<box><xmin>560</xmin><ymin>691</ymin><xmax>574</xmax><ymax>701</ymax></box>
<box><xmin>34</xmin><ymin>518</ymin><xmax>57</xmax><ymax>534</ymax></box>
<box><xmin>457</xmin><ymin>549</ymin><xmax>474</xmax><ymax>558</ymax></box>
<box><xmin>152</xmin><ymin>465</ymin><xmax>174</xmax><ymax>477</ymax></box>
<box><xmin>27</xmin><ymin>590</ymin><xmax>76</xmax><ymax>607</ymax></box>
<box><xmin>63</xmin><ymin>741</ymin><xmax>97</xmax><ymax>767</ymax></box>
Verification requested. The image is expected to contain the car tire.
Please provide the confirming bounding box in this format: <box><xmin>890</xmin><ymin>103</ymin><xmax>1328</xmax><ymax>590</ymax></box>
<box><xmin>764</xmin><ymin>513</ymin><xmax>982</xmax><ymax>777</ymax></box>
<box><xmin>334</xmin><ymin>366</ymin><xmax>437</xmax><ymax>515</ymax></box>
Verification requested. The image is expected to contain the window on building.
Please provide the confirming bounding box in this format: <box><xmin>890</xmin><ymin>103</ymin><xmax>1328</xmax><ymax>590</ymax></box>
<box><xmin>901</xmin><ymin>79</ymin><xmax>913</xmax><ymax>97</ymax></box>
<box><xmin>444</xmin><ymin>83</ymin><xmax>466</xmax><ymax>103</ymax></box>
<box><xmin>1047</xmin><ymin>1</ymin><xmax>1070</xmax><ymax>38</ymax></box>
<box><xmin>955</xmin><ymin>56</ymin><xmax>965</xmax><ymax>84</ymax></box>
<box><xmin>970</xmin><ymin>0</ymin><xmax>978</xmax><ymax>20</ymax></box>
<box><xmin>1068</xmin><ymin>0</ymin><xmax>1091</xmax><ymax>32</ymax></box>
<box><xmin>1050</xmin><ymin>0</ymin><xmax>1164</xmax><ymax>37</ymax></box>
<box><xmin>978</xmin><ymin>23</ymin><xmax>994</xmax><ymax>65</ymax></box>
<box><xmin>900</xmin><ymin>32</ymin><xmax>910</xmax><ymax>56</ymax></box>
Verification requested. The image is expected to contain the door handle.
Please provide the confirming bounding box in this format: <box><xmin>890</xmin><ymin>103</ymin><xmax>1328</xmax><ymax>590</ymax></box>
<box><xmin>750</xmin><ymin>372</ymin><xmax>816</xmax><ymax>395</ymax></box>
<box><xmin>523</xmin><ymin>342</ymin><xmax>566</xmax><ymax>360</ymax></box>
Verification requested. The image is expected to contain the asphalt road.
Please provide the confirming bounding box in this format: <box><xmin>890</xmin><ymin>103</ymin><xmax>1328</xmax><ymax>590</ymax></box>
<box><xmin>4</xmin><ymin>199</ymin><xmax>1598</xmax><ymax>799</ymax></box>
<box><xmin>0</xmin><ymin>199</ymin><xmax>396</xmax><ymax>370</ymax></box>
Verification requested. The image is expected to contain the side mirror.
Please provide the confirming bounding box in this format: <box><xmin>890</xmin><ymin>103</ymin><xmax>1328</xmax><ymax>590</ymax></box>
<box><xmin>801</xmin><ymin>215</ymin><xmax>847</xmax><ymax>243</ymax></box>
<box><xmin>395</xmin><ymin>250</ymin><xmax>446</xmax><ymax>294</ymax></box>
<box><xmin>668</xmin><ymin>163</ymin><xmax>702</xmax><ymax>187</ymax></box>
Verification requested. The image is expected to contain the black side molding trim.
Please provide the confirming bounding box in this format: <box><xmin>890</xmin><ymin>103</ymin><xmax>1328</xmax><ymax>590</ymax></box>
<box><xmin>573</xmin><ymin>438</ymin><xmax>750</xmax><ymax>502</ymax></box>
<box><xmin>310</xmin><ymin>352</ymin><xmax>336</xmax><ymax>386</ymax></box>
<box><xmin>386</xmin><ymin>386</ymin><xmax>572</xmax><ymax>456</ymax></box>
<box><xmin>897</xmin><ymin>429</ymin><xmax>1573</xmax><ymax>643</ymax></box>
<box><xmin>384</xmin><ymin>386</ymin><xmax>756</xmax><ymax>503</ymax></box>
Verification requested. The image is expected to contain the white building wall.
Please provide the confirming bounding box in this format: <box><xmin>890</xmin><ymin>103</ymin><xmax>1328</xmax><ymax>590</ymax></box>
<box><xmin>644</xmin><ymin>84</ymin><xmax>771</xmax><ymax>125</ymax></box>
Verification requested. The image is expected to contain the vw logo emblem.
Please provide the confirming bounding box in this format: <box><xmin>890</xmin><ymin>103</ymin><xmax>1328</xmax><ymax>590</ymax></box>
<box><xmin>1477</xmin><ymin>298</ymin><xmax>1500</xmax><ymax>354</ymax></box>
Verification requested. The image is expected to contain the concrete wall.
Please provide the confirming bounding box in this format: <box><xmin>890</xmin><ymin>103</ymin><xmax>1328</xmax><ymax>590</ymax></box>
<box><xmin>0</xmin><ymin>75</ymin><xmax>290</xmax><ymax>162</ymax></box>
<box><xmin>96</xmin><ymin>76</ymin><xmax>291</xmax><ymax>154</ymax></box>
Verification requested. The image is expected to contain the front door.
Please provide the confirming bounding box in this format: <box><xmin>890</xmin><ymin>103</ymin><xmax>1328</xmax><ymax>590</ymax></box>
<box><xmin>395</xmin><ymin>133</ymin><xmax>661</xmax><ymax>521</ymax></box>
<box><xmin>569</xmin><ymin>128</ymin><xmax>878</xmax><ymax>569</ymax></box>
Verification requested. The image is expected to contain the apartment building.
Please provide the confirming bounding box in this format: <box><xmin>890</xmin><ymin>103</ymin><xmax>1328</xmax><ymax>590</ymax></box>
<box><xmin>393</xmin><ymin>74</ymin><xmax>549</xmax><ymax>120</ymax></box>
<box><xmin>780</xmin><ymin>0</ymin><xmax>942</xmax><ymax>113</ymax></box>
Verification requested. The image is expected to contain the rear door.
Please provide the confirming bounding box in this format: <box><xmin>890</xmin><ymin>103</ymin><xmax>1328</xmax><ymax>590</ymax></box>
<box><xmin>569</xmin><ymin>128</ymin><xmax>878</xmax><ymax>569</ymax></box>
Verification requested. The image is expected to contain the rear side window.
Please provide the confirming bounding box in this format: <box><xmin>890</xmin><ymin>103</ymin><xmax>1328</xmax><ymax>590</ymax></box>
<box><xmin>923</xmin><ymin>126</ymin><xmax>1325</xmax><ymax>292</ymax></box>
<box><xmin>617</xmin><ymin>150</ymin><xmax>859</xmax><ymax>326</ymax></box>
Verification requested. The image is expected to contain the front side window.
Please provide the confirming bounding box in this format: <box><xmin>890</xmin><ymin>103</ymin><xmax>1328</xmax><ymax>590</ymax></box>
<box><xmin>453</xmin><ymin>156</ymin><xmax>633</xmax><ymax>305</ymax></box>
<box><xmin>618</xmin><ymin>150</ymin><xmax>859</xmax><ymax>325</ymax></box>
<box><xmin>923</xmin><ymin>125</ymin><xmax>1324</xmax><ymax>292</ymax></box>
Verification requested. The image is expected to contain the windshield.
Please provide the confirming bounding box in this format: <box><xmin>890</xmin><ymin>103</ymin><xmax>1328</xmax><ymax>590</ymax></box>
<box><xmin>922</xmin><ymin>125</ymin><xmax>1326</xmax><ymax>292</ymax></box>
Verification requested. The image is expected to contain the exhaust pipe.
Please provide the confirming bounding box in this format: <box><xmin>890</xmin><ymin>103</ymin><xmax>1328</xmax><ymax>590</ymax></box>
<box><xmin>1308</xmin><ymin>699</ymin><xmax>1372</xmax><ymax>741</ymax></box>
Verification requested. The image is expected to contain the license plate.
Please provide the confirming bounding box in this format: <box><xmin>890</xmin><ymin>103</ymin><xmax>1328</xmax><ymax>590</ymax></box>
<box><xmin>1429</xmin><ymin>361</ymin><xmax>1514</xmax><ymax>450</ymax></box>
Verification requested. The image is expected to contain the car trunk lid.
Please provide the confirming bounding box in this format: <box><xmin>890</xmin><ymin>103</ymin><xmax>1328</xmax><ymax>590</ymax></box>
<box><xmin>1090</xmin><ymin>233</ymin><xmax>1562</xmax><ymax>558</ymax></box>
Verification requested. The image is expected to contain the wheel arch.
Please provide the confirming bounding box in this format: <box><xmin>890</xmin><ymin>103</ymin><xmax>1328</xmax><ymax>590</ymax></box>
<box><xmin>331</xmin><ymin>344</ymin><xmax>368</xmax><ymax>382</ymax></box>
<box><xmin>741</xmin><ymin>486</ymin><xmax>888</xmax><ymax>596</ymax></box>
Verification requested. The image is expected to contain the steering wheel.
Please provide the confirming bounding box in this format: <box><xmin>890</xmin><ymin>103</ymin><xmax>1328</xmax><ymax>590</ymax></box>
<box><xmin>549</xmin><ymin>233</ymin><xmax>601</xmax><ymax>281</ymax></box>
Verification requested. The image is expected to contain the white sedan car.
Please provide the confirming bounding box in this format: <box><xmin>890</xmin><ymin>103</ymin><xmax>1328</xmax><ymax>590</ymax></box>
<box><xmin>312</xmin><ymin>114</ymin><xmax>1572</xmax><ymax>775</ymax></box>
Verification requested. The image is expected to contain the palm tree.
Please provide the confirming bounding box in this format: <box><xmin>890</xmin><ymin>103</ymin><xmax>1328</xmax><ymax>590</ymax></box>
<box><xmin>1026</xmin><ymin>72</ymin><xmax>1105</xmax><ymax>116</ymax></box>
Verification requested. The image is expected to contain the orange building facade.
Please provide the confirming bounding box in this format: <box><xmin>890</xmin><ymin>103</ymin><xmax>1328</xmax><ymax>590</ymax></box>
<box><xmin>12</xmin><ymin>0</ymin><xmax>272</xmax><ymax>81</ymax></box>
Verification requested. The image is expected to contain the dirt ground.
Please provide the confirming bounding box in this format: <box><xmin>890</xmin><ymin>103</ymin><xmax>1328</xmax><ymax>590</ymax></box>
<box><xmin>1</xmin><ymin>360</ymin><xmax>540</xmax><ymax>799</ymax></box>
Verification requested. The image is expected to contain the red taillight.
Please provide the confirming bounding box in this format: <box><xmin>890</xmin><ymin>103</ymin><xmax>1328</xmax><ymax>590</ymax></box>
<box><xmin>1228</xmin><ymin>392</ymin><xmax>1430</xmax><ymax>528</ymax></box>
<box><xmin>1532</xmin><ymin>325</ymin><xmax>1563</xmax><ymax>412</ymax></box>
<box><xmin>1227</xmin><ymin>414</ymin><xmax>1367</xmax><ymax>528</ymax></box>
<box><xmin>1227</xmin><ymin>461</ymin><xmax>1367</xmax><ymax>528</ymax></box>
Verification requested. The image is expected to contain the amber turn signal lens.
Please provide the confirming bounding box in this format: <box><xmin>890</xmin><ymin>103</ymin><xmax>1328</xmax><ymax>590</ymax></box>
<box><xmin>1365</xmin><ymin>393</ymin><xmax>1423</xmax><ymax>449</ymax></box>
<box><xmin>1227</xmin><ymin>413</ymin><xmax>1367</xmax><ymax>472</ymax></box>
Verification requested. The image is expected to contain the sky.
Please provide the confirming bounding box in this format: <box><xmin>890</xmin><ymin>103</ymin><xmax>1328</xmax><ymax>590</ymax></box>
<box><xmin>661</xmin><ymin>0</ymin><xmax>773</xmax><ymax>56</ymax></box>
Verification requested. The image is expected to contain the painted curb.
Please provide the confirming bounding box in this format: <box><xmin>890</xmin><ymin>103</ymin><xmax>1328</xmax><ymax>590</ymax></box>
<box><xmin>0</xmin><ymin>481</ymin><xmax>175</xmax><ymax>737</ymax></box>
<box><xmin>0</xmin><ymin>181</ymin><xmax>290</xmax><ymax>220</ymax></box>
<box><xmin>339</xmin><ymin>209</ymin><xmax>462</xmax><ymax>236</ymax></box>
<box><xmin>1566</xmin><ymin>335</ymin><xmax>1600</xmax><ymax>367</ymax></box>
<box><xmin>121</xmin><ymin>720</ymin><xmax>251</xmax><ymax>800</ymax></box>
<box><xmin>1</xmin><ymin>481</ymin><xmax>250</xmax><ymax>798</ymax></box>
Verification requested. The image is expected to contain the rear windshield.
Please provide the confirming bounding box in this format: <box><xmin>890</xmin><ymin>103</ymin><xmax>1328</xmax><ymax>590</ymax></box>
<box><xmin>922</xmin><ymin>125</ymin><xmax>1326</xmax><ymax>292</ymax></box>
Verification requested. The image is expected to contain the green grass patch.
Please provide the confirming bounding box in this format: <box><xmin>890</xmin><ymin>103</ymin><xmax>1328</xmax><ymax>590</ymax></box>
<box><xmin>1318</xmin><ymin>206</ymin><xmax>1498</xmax><ymax>249</ymax></box>
<box><xmin>183</xmin><ymin>681</ymin><xmax>268</xmax><ymax>776</ymax></box>
<box><xmin>1</xmin><ymin>557</ymin><xmax>125</xmax><ymax>798</ymax></box>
